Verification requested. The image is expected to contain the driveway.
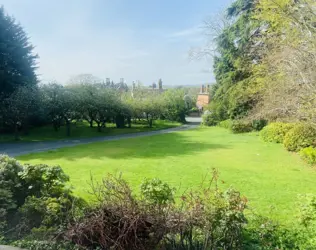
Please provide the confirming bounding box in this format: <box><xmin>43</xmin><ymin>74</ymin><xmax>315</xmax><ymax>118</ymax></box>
<box><xmin>0</xmin><ymin>118</ymin><xmax>201</xmax><ymax>157</ymax></box>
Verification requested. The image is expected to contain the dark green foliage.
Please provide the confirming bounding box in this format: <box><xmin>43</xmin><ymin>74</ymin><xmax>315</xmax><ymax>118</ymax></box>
<box><xmin>260</xmin><ymin>122</ymin><xmax>295</xmax><ymax>143</ymax></box>
<box><xmin>0</xmin><ymin>155</ymin><xmax>83</xmax><ymax>241</ymax></box>
<box><xmin>218</xmin><ymin>119</ymin><xmax>233</xmax><ymax>129</ymax></box>
<box><xmin>0</xmin><ymin>7</ymin><xmax>37</xmax><ymax>97</ymax></box>
<box><xmin>202</xmin><ymin>113</ymin><xmax>218</xmax><ymax>126</ymax></box>
<box><xmin>283</xmin><ymin>123</ymin><xmax>316</xmax><ymax>152</ymax></box>
<box><xmin>300</xmin><ymin>147</ymin><xmax>316</xmax><ymax>165</ymax></box>
<box><xmin>210</xmin><ymin>0</ymin><xmax>260</xmax><ymax>120</ymax></box>
<box><xmin>252</xmin><ymin>119</ymin><xmax>267</xmax><ymax>131</ymax></box>
<box><xmin>231</xmin><ymin>120</ymin><xmax>253</xmax><ymax>133</ymax></box>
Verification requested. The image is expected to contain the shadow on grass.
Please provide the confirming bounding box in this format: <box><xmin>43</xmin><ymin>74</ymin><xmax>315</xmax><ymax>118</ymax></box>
<box><xmin>19</xmin><ymin>132</ymin><xmax>230</xmax><ymax>161</ymax></box>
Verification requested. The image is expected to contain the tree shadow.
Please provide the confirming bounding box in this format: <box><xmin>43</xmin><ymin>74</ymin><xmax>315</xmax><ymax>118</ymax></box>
<box><xmin>19</xmin><ymin>132</ymin><xmax>230</xmax><ymax>162</ymax></box>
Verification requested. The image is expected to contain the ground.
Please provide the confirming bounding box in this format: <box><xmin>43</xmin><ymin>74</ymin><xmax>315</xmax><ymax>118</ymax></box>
<box><xmin>16</xmin><ymin>127</ymin><xmax>316</xmax><ymax>223</ymax></box>
<box><xmin>0</xmin><ymin>120</ymin><xmax>181</xmax><ymax>142</ymax></box>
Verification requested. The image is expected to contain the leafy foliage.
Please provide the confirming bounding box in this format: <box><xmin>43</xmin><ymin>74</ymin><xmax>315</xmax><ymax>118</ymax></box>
<box><xmin>300</xmin><ymin>147</ymin><xmax>316</xmax><ymax>165</ymax></box>
<box><xmin>163</xmin><ymin>89</ymin><xmax>191</xmax><ymax>123</ymax></box>
<box><xmin>231</xmin><ymin>120</ymin><xmax>253</xmax><ymax>133</ymax></box>
<box><xmin>13</xmin><ymin>240</ymin><xmax>82</xmax><ymax>250</ymax></box>
<box><xmin>140</xmin><ymin>178</ymin><xmax>175</xmax><ymax>205</ymax></box>
<box><xmin>0</xmin><ymin>7</ymin><xmax>37</xmax><ymax>97</ymax></box>
<box><xmin>202</xmin><ymin>112</ymin><xmax>218</xmax><ymax>126</ymax></box>
<box><xmin>252</xmin><ymin>119</ymin><xmax>267</xmax><ymax>131</ymax></box>
<box><xmin>218</xmin><ymin>119</ymin><xmax>233</xmax><ymax>129</ymax></box>
<box><xmin>0</xmin><ymin>155</ymin><xmax>83</xmax><ymax>241</ymax></box>
<box><xmin>283</xmin><ymin>123</ymin><xmax>316</xmax><ymax>152</ymax></box>
<box><xmin>260</xmin><ymin>122</ymin><xmax>295</xmax><ymax>143</ymax></box>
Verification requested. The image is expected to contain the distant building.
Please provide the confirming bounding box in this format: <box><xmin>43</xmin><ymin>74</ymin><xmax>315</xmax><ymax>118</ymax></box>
<box><xmin>196</xmin><ymin>85</ymin><xmax>210</xmax><ymax>111</ymax></box>
<box><xmin>131</xmin><ymin>79</ymin><xmax>164</xmax><ymax>98</ymax></box>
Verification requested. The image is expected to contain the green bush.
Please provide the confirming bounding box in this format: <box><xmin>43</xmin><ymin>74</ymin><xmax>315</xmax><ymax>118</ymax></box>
<box><xmin>260</xmin><ymin>122</ymin><xmax>295</xmax><ymax>143</ymax></box>
<box><xmin>202</xmin><ymin>112</ymin><xmax>217</xmax><ymax>126</ymax></box>
<box><xmin>283</xmin><ymin>123</ymin><xmax>316</xmax><ymax>152</ymax></box>
<box><xmin>13</xmin><ymin>240</ymin><xmax>82</xmax><ymax>250</ymax></box>
<box><xmin>0</xmin><ymin>155</ymin><xmax>84</xmax><ymax>241</ymax></box>
<box><xmin>300</xmin><ymin>147</ymin><xmax>316</xmax><ymax>165</ymax></box>
<box><xmin>252</xmin><ymin>119</ymin><xmax>268</xmax><ymax>131</ymax></box>
<box><xmin>218</xmin><ymin>119</ymin><xmax>233</xmax><ymax>129</ymax></box>
<box><xmin>231</xmin><ymin>120</ymin><xmax>253</xmax><ymax>134</ymax></box>
<box><xmin>140</xmin><ymin>178</ymin><xmax>175</xmax><ymax>205</ymax></box>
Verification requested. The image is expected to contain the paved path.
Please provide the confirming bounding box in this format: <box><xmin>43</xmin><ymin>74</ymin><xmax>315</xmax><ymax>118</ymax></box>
<box><xmin>0</xmin><ymin>118</ymin><xmax>201</xmax><ymax>157</ymax></box>
<box><xmin>0</xmin><ymin>246</ymin><xmax>25</xmax><ymax>250</ymax></box>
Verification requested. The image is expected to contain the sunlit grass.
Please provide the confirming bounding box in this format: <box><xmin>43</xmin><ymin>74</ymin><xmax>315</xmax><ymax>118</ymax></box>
<box><xmin>17</xmin><ymin>127</ymin><xmax>316</xmax><ymax>223</ymax></box>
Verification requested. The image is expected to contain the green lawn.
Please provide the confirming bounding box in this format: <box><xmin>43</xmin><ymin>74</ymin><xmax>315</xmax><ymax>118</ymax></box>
<box><xmin>17</xmin><ymin>127</ymin><xmax>316</xmax><ymax>223</ymax></box>
<box><xmin>0</xmin><ymin>120</ymin><xmax>181</xmax><ymax>142</ymax></box>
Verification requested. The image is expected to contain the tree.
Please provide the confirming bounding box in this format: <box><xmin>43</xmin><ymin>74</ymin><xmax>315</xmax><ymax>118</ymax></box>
<box><xmin>129</xmin><ymin>91</ymin><xmax>164</xmax><ymax>128</ymax></box>
<box><xmin>0</xmin><ymin>6</ymin><xmax>38</xmax><ymax>97</ymax></box>
<box><xmin>249</xmin><ymin>0</ymin><xmax>316</xmax><ymax>123</ymax></box>
<box><xmin>41</xmin><ymin>83</ymin><xmax>79</xmax><ymax>136</ymax></box>
<box><xmin>94</xmin><ymin>88</ymin><xmax>119</xmax><ymax>131</ymax></box>
<box><xmin>194</xmin><ymin>0</ymin><xmax>261</xmax><ymax>121</ymax></box>
<box><xmin>72</xmin><ymin>83</ymin><xmax>99</xmax><ymax>128</ymax></box>
<box><xmin>2</xmin><ymin>86</ymin><xmax>38</xmax><ymax>140</ymax></box>
<box><xmin>163</xmin><ymin>89</ymin><xmax>190</xmax><ymax>123</ymax></box>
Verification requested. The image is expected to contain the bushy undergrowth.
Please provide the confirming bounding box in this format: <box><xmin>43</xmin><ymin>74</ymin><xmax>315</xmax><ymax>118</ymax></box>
<box><xmin>231</xmin><ymin>120</ymin><xmax>253</xmax><ymax>134</ymax></box>
<box><xmin>260</xmin><ymin>122</ymin><xmax>295</xmax><ymax>143</ymax></box>
<box><xmin>0</xmin><ymin>155</ymin><xmax>85</xmax><ymax>242</ymax></box>
<box><xmin>283</xmin><ymin>123</ymin><xmax>316</xmax><ymax>152</ymax></box>
<box><xmin>202</xmin><ymin>112</ymin><xmax>218</xmax><ymax>126</ymax></box>
<box><xmin>2</xmin><ymin>155</ymin><xmax>316</xmax><ymax>249</ymax></box>
<box><xmin>300</xmin><ymin>147</ymin><xmax>316</xmax><ymax>165</ymax></box>
<box><xmin>65</xmin><ymin>170</ymin><xmax>248</xmax><ymax>249</ymax></box>
<box><xmin>252</xmin><ymin>119</ymin><xmax>268</xmax><ymax>131</ymax></box>
<box><xmin>218</xmin><ymin>119</ymin><xmax>233</xmax><ymax>129</ymax></box>
<box><xmin>13</xmin><ymin>240</ymin><xmax>82</xmax><ymax>250</ymax></box>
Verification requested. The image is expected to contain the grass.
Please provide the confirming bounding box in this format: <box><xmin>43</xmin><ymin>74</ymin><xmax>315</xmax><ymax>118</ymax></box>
<box><xmin>0</xmin><ymin>120</ymin><xmax>181</xmax><ymax>142</ymax></box>
<box><xmin>17</xmin><ymin>127</ymin><xmax>316</xmax><ymax>223</ymax></box>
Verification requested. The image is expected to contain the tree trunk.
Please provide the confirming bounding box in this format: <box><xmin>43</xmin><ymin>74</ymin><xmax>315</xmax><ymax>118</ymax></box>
<box><xmin>89</xmin><ymin>120</ymin><xmax>93</xmax><ymax>128</ymax></box>
<box><xmin>149</xmin><ymin>119</ymin><xmax>153</xmax><ymax>128</ymax></box>
<box><xmin>66</xmin><ymin>120</ymin><xmax>71</xmax><ymax>136</ymax></box>
<box><xmin>127</xmin><ymin>117</ymin><xmax>131</xmax><ymax>128</ymax></box>
<box><xmin>14</xmin><ymin>123</ymin><xmax>20</xmax><ymax>141</ymax></box>
<box><xmin>97</xmin><ymin>122</ymin><xmax>102</xmax><ymax>132</ymax></box>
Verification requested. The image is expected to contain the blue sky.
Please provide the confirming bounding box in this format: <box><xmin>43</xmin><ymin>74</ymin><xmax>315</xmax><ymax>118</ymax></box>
<box><xmin>1</xmin><ymin>0</ymin><xmax>232</xmax><ymax>86</ymax></box>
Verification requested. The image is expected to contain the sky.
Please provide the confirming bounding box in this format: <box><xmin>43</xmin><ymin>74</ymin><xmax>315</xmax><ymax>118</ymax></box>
<box><xmin>0</xmin><ymin>0</ymin><xmax>232</xmax><ymax>86</ymax></box>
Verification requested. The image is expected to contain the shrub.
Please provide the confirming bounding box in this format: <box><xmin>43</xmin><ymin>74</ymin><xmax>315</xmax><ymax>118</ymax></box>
<box><xmin>65</xmin><ymin>172</ymin><xmax>247</xmax><ymax>250</ymax></box>
<box><xmin>252</xmin><ymin>119</ymin><xmax>268</xmax><ymax>131</ymax></box>
<box><xmin>140</xmin><ymin>178</ymin><xmax>175</xmax><ymax>205</ymax></box>
<box><xmin>300</xmin><ymin>147</ymin><xmax>316</xmax><ymax>165</ymax></box>
<box><xmin>283</xmin><ymin>123</ymin><xmax>316</xmax><ymax>152</ymax></box>
<box><xmin>202</xmin><ymin>112</ymin><xmax>217</xmax><ymax>126</ymax></box>
<box><xmin>13</xmin><ymin>240</ymin><xmax>82</xmax><ymax>250</ymax></box>
<box><xmin>0</xmin><ymin>155</ymin><xmax>84</xmax><ymax>241</ymax></box>
<box><xmin>218</xmin><ymin>119</ymin><xmax>233</xmax><ymax>129</ymax></box>
<box><xmin>231</xmin><ymin>120</ymin><xmax>253</xmax><ymax>134</ymax></box>
<box><xmin>260</xmin><ymin>122</ymin><xmax>295</xmax><ymax>143</ymax></box>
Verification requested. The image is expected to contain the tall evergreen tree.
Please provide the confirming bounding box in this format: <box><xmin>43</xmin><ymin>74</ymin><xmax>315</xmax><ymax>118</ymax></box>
<box><xmin>0</xmin><ymin>6</ymin><xmax>38</xmax><ymax>97</ymax></box>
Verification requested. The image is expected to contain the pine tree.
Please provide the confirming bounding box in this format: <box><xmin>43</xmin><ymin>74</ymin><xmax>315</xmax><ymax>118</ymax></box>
<box><xmin>0</xmin><ymin>6</ymin><xmax>38</xmax><ymax>97</ymax></box>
